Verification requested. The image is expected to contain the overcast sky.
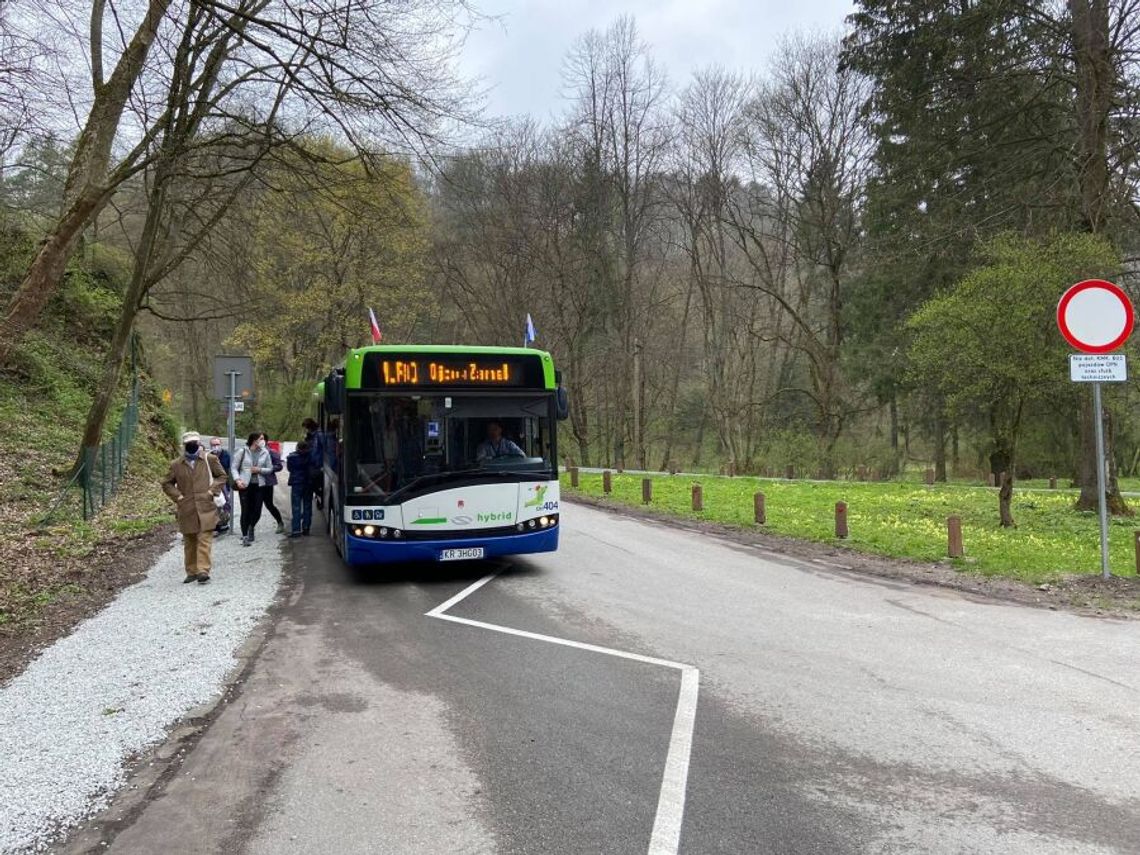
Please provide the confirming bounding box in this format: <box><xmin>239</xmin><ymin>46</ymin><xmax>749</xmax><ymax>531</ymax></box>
<box><xmin>457</xmin><ymin>0</ymin><xmax>858</xmax><ymax>120</ymax></box>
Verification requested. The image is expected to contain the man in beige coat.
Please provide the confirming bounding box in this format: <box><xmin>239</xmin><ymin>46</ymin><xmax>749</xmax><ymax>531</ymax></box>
<box><xmin>162</xmin><ymin>431</ymin><xmax>228</xmax><ymax>584</ymax></box>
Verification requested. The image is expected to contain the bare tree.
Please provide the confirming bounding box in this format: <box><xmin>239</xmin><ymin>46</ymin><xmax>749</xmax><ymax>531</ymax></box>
<box><xmin>0</xmin><ymin>0</ymin><xmax>477</xmax><ymax>367</ymax></box>
<box><xmin>0</xmin><ymin>3</ymin><xmax>43</xmax><ymax>172</ymax></box>
<box><xmin>728</xmin><ymin>34</ymin><xmax>873</xmax><ymax>476</ymax></box>
<box><xmin>668</xmin><ymin>67</ymin><xmax>761</xmax><ymax>471</ymax></box>
<box><xmin>563</xmin><ymin>16</ymin><xmax>671</xmax><ymax>468</ymax></box>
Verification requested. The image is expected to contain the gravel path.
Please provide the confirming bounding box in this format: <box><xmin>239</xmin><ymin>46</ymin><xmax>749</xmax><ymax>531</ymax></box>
<box><xmin>0</xmin><ymin>530</ymin><xmax>284</xmax><ymax>853</ymax></box>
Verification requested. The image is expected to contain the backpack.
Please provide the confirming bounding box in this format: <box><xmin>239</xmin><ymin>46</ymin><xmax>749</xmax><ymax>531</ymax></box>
<box><xmin>233</xmin><ymin>446</ymin><xmax>249</xmax><ymax>489</ymax></box>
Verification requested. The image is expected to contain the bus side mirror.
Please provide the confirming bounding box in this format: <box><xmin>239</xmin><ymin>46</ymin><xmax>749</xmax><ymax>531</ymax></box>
<box><xmin>325</xmin><ymin>371</ymin><xmax>345</xmax><ymax>415</ymax></box>
<box><xmin>556</xmin><ymin>385</ymin><xmax>569</xmax><ymax>421</ymax></box>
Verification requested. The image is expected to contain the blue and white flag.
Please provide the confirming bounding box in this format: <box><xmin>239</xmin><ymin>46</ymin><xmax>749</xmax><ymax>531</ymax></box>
<box><xmin>524</xmin><ymin>313</ymin><xmax>537</xmax><ymax>347</ymax></box>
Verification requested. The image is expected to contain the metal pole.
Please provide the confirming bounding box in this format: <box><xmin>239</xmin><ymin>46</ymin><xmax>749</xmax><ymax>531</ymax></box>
<box><xmin>227</xmin><ymin>371</ymin><xmax>239</xmax><ymax>459</ymax></box>
<box><xmin>1093</xmin><ymin>381</ymin><xmax>1111</xmax><ymax>579</ymax></box>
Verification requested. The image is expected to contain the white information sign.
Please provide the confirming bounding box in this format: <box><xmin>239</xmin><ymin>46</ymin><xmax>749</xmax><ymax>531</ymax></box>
<box><xmin>1070</xmin><ymin>353</ymin><xmax>1127</xmax><ymax>383</ymax></box>
<box><xmin>233</xmin><ymin>400</ymin><xmax>246</xmax><ymax>412</ymax></box>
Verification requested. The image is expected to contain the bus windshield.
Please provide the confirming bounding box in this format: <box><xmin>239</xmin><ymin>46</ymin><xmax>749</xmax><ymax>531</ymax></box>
<box><xmin>345</xmin><ymin>394</ymin><xmax>555</xmax><ymax>499</ymax></box>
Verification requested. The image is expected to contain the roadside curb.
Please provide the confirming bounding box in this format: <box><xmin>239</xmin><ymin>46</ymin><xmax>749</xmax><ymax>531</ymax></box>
<box><xmin>57</xmin><ymin>553</ymin><xmax>299</xmax><ymax>855</ymax></box>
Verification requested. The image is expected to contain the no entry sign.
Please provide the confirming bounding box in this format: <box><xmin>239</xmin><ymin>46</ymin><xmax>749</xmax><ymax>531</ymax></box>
<box><xmin>1057</xmin><ymin>279</ymin><xmax>1133</xmax><ymax>580</ymax></box>
<box><xmin>1057</xmin><ymin>280</ymin><xmax>1134</xmax><ymax>353</ymax></box>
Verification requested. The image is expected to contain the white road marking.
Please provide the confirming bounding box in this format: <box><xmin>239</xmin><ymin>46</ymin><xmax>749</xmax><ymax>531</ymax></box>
<box><xmin>426</xmin><ymin>572</ymin><xmax>700</xmax><ymax>855</ymax></box>
<box><xmin>425</xmin><ymin>573</ymin><xmax>497</xmax><ymax>617</ymax></box>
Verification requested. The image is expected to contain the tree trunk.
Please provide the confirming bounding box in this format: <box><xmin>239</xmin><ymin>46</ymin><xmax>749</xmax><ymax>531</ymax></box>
<box><xmin>77</xmin><ymin>165</ymin><xmax>170</xmax><ymax>461</ymax></box>
<box><xmin>888</xmin><ymin>394</ymin><xmax>900</xmax><ymax>477</ymax></box>
<box><xmin>998</xmin><ymin>470</ymin><xmax>1016</xmax><ymax>528</ymax></box>
<box><xmin>0</xmin><ymin>0</ymin><xmax>172</xmax><ymax>365</ymax></box>
<box><xmin>1070</xmin><ymin>0</ymin><xmax>1129</xmax><ymax>515</ymax></box>
<box><xmin>933</xmin><ymin>414</ymin><xmax>947</xmax><ymax>482</ymax></box>
<box><xmin>1075</xmin><ymin>392</ymin><xmax>1131</xmax><ymax>514</ymax></box>
<box><xmin>692</xmin><ymin>409</ymin><xmax>707</xmax><ymax>469</ymax></box>
<box><xmin>951</xmin><ymin>426</ymin><xmax>960</xmax><ymax>477</ymax></box>
<box><xmin>0</xmin><ymin>196</ymin><xmax>105</xmax><ymax>362</ymax></box>
<box><xmin>1070</xmin><ymin>0</ymin><xmax>1112</xmax><ymax>235</ymax></box>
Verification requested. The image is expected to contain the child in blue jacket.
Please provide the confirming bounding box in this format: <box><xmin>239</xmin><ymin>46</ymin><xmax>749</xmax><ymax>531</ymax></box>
<box><xmin>287</xmin><ymin>441</ymin><xmax>313</xmax><ymax>537</ymax></box>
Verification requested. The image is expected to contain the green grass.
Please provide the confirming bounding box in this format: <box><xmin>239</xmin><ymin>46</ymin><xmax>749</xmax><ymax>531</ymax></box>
<box><xmin>563</xmin><ymin>472</ymin><xmax>1140</xmax><ymax>584</ymax></box>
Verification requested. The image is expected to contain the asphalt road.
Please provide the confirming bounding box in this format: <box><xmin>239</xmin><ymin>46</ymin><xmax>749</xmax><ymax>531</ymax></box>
<box><xmin>72</xmin><ymin>503</ymin><xmax>1140</xmax><ymax>854</ymax></box>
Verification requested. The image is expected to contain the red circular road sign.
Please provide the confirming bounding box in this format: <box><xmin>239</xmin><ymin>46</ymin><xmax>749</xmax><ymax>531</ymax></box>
<box><xmin>1057</xmin><ymin>279</ymin><xmax>1134</xmax><ymax>354</ymax></box>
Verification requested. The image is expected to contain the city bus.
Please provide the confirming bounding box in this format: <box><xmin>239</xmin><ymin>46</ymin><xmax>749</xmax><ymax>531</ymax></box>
<box><xmin>316</xmin><ymin>345</ymin><xmax>567</xmax><ymax>565</ymax></box>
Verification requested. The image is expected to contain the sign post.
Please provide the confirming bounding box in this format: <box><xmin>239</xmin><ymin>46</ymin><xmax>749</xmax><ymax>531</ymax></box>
<box><xmin>213</xmin><ymin>356</ymin><xmax>254</xmax><ymax>459</ymax></box>
<box><xmin>1057</xmin><ymin>280</ymin><xmax>1134</xmax><ymax>580</ymax></box>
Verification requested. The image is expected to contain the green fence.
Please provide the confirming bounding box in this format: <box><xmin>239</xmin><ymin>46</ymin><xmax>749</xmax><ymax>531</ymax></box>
<box><xmin>77</xmin><ymin>380</ymin><xmax>141</xmax><ymax>520</ymax></box>
<box><xmin>41</xmin><ymin>343</ymin><xmax>143</xmax><ymax>524</ymax></box>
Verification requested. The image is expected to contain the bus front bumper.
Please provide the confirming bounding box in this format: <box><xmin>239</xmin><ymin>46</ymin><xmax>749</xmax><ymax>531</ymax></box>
<box><xmin>344</xmin><ymin>526</ymin><xmax>559</xmax><ymax>565</ymax></box>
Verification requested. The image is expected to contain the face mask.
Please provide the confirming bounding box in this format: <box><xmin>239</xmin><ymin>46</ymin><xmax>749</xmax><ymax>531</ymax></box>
<box><xmin>210</xmin><ymin>445</ymin><xmax>221</xmax><ymax>453</ymax></box>
<box><xmin>184</xmin><ymin>442</ymin><xmax>200</xmax><ymax>455</ymax></box>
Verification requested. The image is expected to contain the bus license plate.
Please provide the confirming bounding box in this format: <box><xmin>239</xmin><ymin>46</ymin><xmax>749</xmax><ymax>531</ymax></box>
<box><xmin>439</xmin><ymin>547</ymin><xmax>485</xmax><ymax>562</ymax></box>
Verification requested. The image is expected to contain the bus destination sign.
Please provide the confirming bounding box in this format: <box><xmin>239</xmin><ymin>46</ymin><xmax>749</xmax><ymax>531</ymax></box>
<box><xmin>362</xmin><ymin>352</ymin><xmax>546</xmax><ymax>389</ymax></box>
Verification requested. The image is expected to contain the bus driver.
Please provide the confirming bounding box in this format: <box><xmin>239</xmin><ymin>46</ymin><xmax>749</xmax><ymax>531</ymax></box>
<box><xmin>476</xmin><ymin>420</ymin><xmax>525</xmax><ymax>463</ymax></box>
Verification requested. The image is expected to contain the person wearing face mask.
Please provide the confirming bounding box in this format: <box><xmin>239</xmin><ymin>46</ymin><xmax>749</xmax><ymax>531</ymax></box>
<box><xmin>208</xmin><ymin>437</ymin><xmax>232</xmax><ymax>535</ymax></box>
<box><xmin>231</xmin><ymin>431</ymin><xmax>273</xmax><ymax>546</ymax></box>
<box><xmin>259</xmin><ymin>432</ymin><xmax>286</xmax><ymax>534</ymax></box>
<box><xmin>161</xmin><ymin>431</ymin><xmax>228</xmax><ymax>584</ymax></box>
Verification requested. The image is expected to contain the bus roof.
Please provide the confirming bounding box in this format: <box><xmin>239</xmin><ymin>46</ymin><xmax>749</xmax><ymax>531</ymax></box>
<box><xmin>342</xmin><ymin>345</ymin><xmax>557</xmax><ymax>390</ymax></box>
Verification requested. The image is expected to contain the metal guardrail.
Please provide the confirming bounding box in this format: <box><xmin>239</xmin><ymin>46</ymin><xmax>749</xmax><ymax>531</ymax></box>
<box><xmin>78</xmin><ymin>380</ymin><xmax>141</xmax><ymax>520</ymax></box>
<box><xmin>41</xmin><ymin>342</ymin><xmax>142</xmax><ymax>524</ymax></box>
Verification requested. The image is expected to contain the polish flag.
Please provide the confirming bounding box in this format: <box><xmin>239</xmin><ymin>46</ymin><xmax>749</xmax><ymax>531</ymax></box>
<box><xmin>368</xmin><ymin>307</ymin><xmax>382</xmax><ymax>343</ymax></box>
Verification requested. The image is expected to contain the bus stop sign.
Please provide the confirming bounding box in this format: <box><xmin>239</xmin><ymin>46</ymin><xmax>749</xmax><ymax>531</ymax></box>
<box><xmin>1057</xmin><ymin>280</ymin><xmax>1133</xmax><ymax>353</ymax></box>
<box><xmin>213</xmin><ymin>355</ymin><xmax>255</xmax><ymax>401</ymax></box>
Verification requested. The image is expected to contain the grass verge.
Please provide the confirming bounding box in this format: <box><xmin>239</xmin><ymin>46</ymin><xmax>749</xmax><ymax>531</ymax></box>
<box><xmin>0</xmin><ymin>327</ymin><xmax>177</xmax><ymax>631</ymax></box>
<box><xmin>563</xmin><ymin>472</ymin><xmax>1140</xmax><ymax>585</ymax></box>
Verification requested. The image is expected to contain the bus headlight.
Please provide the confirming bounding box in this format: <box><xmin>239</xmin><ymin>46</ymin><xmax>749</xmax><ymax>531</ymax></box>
<box><xmin>378</xmin><ymin>527</ymin><xmax>388</xmax><ymax>538</ymax></box>
<box><xmin>393</xmin><ymin>529</ymin><xmax>403</xmax><ymax>538</ymax></box>
<box><xmin>528</xmin><ymin>519</ymin><xmax>536</xmax><ymax>529</ymax></box>
<box><xmin>353</xmin><ymin>527</ymin><xmax>363</xmax><ymax>537</ymax></box>
<box><xmin>364</xmin><ymin>525</ymin><xmax>376</xmax><ymax>537</ymax></box>
<box><xmin>539</xmin><ymin>516</ymin><xmax>550</xmax><ymax>527</ymax></box>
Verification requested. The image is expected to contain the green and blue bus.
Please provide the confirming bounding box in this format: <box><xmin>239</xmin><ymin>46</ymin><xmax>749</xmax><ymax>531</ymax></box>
<box><xmin>316</xmin><ymin>345</ymin><xmax>567</xmax><ymax>565</ymax></box>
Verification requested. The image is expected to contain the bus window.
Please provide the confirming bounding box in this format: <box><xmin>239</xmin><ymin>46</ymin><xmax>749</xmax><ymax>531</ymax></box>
<box><xmin>345</xmin><ymin>395</ymin><xmax>554</xmax><ymax>499</ymax></box>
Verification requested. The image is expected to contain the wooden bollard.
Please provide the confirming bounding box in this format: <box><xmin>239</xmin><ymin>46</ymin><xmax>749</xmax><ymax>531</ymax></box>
<box><xmin>925</xmin><ymin>467</ymin><xmax>935</xmax><ymax>485</ymax></box>
<box><xmin>947</xmin><ymin>515</ymin><xmax>964</xmax><ymax>558</ymax></box>
<box><xmin>1049</xmin><ymin>476</ymin><xmax>1057</xmax><ymax>490</ymax></box>
<box><xmin>786</xmin><ymin>464</ymin><xmax>795</xmax><ymax>480</ymax></box>
<box><xmin>692</xmin><ymin>483</ymin><xmax>703</xmax><ymax>512</ymax></box>
<box><xmin>835</xmin><ymin>501</ymin><xmax>848</xmax><ymax>539</ymax></box>
<box><xmin>570</xmin><ymin>466</ymin><xmax>579</xmax><ymax>488</ymax></box>
<box><xmin>754</xmin><ymin>492</ymin><xmax>766</xmax><ymax>525</ymax></box>
<box><xmin>642</xmin><ymin>478</ymin><xmax>652</xmax><ymax>504</ymax></box>
<box><xmin>602</xmin><ymin>470</ymin><xmax>612</xmax><ymax>494</ymax></box>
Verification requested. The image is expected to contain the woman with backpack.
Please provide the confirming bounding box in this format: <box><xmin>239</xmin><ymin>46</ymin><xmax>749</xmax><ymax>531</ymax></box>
<box><xmin>259</xmin><ymin>432</ymin><xmax>286</xmax><ymax>534</ymax></box>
